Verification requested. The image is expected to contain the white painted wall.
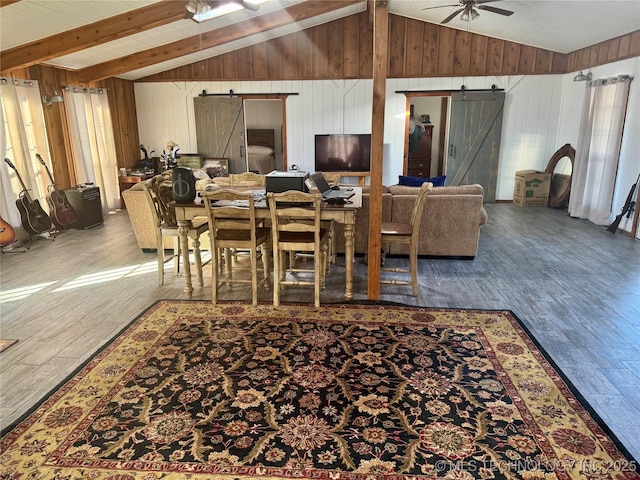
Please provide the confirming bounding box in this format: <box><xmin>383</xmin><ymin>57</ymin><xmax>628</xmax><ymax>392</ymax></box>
<box><xmin>561</xmin><ymin>57</ymin><xmax>640</xmax><ymax>236</ymax></box>
<box><xmin>134</xmin><ymin>57</ymin><xmax>639</xmax><ymax>206</ymax></box>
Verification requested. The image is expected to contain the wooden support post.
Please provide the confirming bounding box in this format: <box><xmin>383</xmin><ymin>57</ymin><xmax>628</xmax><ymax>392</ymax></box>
<box><xmin>367</xmin><ymin>0</ymin><xmax>388</xmax><ymax>299</ymax></box>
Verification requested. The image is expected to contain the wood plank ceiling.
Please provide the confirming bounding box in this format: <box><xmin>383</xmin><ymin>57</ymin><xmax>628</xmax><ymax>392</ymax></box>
<box><xmin>1</xmin><ymin>0</ymin><xmax>639</xmax><ymax>82</ymax></box>
<box><xmin>1</xmin><ymin>0</ymin><xmax>367</xmax><ymax>81</ymax></box>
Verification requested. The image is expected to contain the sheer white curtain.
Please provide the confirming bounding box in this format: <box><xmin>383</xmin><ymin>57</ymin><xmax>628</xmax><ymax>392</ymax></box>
<box><xmin>0</xmin><ymin>78</ymin><xmax>51</xmax><ymax>235</ymax></box>
<box><xmin>64</xmin><ymin>87</ymin><xmax>120</xmax><ymax>213</ymax></box>
<box><xmin>569</xmin><ymin>75</ymin><xmax>632</xmax><ymax>225</ymax></box>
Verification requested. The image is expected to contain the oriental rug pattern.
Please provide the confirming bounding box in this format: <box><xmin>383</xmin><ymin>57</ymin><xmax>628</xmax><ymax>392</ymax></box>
<box><xmin>1</xmin><ymin>301</ymin><xmax>637</xmax><ymax>480</ymax></box>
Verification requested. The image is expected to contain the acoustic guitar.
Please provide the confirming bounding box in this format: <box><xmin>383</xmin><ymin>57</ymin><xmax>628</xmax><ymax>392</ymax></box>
<box><xmin>4</xmin><ymin>158</ymin><xmax>52</xmax><ymax>235</ymax></box>
<box><xmin>0</xmin><ymin>215</ymin><xmax>16</xmax><ymax>247</ymax></box>
<box><xmin>36</xmin><ymin>154</ymin><xmax>77</xmax><ymax>228</ymax></box>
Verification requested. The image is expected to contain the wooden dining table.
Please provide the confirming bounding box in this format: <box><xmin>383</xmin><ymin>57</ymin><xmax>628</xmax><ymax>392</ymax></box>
<box><xmin>172</xmin><ymin>187</ymin><xmax>362</xmax><ymax>301</ymax></box>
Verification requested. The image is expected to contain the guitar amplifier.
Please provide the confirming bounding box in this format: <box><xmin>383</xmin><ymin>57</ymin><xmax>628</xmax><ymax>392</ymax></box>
<box><xmin>64</xmin><ymin>185</ymin><xmax>104</xmax><ymax>229</ymax></box>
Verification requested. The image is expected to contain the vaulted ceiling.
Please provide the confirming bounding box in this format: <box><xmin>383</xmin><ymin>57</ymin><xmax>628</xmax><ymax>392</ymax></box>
<box><xmin>1</xmin><ymin>0</ymin><xmax>639</xmax><ymax>82</ymax></box>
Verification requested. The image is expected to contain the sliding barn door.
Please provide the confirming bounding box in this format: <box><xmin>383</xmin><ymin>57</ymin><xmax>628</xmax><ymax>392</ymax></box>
<box><xmin>446</xmin><ymin>91</ymin><xmax>504</xmax><ymax>202</ymax></box>
<box><xmin>194</xmin><ymin>96</ymin><xmax>246</xmax><ymax>173</ymax></box>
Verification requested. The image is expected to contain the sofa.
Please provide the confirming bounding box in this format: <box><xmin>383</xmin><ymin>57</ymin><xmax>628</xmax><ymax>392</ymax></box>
<box><xmin>333</xmin><ymin>184</ymin><xmax>487</xmax><ymax>259</ymax></box>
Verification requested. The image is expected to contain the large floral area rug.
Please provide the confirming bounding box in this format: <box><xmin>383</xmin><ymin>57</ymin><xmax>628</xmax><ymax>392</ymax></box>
<box><xmin>1</xmin><ymin>301</ymin><xmax>637</xmax><ymax>479</ymax></box>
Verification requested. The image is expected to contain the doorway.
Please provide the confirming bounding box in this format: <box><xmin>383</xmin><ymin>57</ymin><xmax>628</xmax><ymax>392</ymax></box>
<box><xmin>403</xmin><ymin>90</ymin><xmax>505</xmax><ymax>202</ymax></box>
<box><xmin>194</xmin><ymin>95</ymin><xmax>289</xmax><ymax>174</ymax></box>
<box><xmin>244</xmin><ymin>99</ymin><xmax>284</xmax><ymax>171</ymax></box>
<box><xmin>405</xmin><ymin>95</ymin><xmax>449</xmax><ymax>178</ymax></box>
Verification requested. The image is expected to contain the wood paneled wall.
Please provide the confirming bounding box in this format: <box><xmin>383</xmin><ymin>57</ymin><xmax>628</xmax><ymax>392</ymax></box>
<box><xmin>567</xmin><ymin>30</ymin><xmax>640</xmax><ymax>72</ymax></box>
<box><xmin>140</xmin><ymin>14</ymin><xmax>638</xmax><ymax>83</ymax></box>
<box><xmin>141</xmin><ymin>12</ymin><xmax>373</xmax><ymax>81</ymax></box>
<box><xmin>99</xmin><ymin>76</ymin><xmax>141</xmax><ymax>171</ymax></box>
<box><xmin>387</xmin><ymin>16</ymin><xmax>567</xmax><ymax>77</ymax></box>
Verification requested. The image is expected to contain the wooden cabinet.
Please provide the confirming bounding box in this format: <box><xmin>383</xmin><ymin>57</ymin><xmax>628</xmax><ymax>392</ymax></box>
<box><xmin>407</xmin><ymin>125</ymin><xmax>432</xmax><ymax>177</ymax></box>
<box><xmin>119</xmin><ymin>174</ymin><xmax>152</xmax><ymax>209</ymax></box>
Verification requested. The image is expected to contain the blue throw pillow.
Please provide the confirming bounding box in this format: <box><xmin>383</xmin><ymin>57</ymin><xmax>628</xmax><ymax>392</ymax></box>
<box><xmin>398</xmin><ymin>175</ymin><xmax>446</xmax><ymax>187</ymax></box>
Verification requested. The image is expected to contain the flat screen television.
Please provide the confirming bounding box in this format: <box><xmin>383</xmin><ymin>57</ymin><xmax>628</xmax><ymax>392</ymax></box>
<box><xmin>314</xmin><ymin>134</ymin><xmax>371</xmax><ymax>172</ymax></box>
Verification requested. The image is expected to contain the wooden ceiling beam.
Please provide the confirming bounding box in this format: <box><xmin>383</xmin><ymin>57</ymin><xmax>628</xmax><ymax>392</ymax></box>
<box><xmin>77</xmin><ymin>0</ymin><xmax>364</xmax><ymax>82</ymax></box>
<box><xmin>0</xmin><ymin>1</ymin><xmax>189</xmax><ymax>73</ymax></box>
<box><xmin>0</xmin><ymin>1</ymin><xmax>21</xmax><ymax>7</ymax></box>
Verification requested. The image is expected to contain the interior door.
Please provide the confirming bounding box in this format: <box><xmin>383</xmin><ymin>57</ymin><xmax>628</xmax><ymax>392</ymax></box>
<box><xmin>194</xmin><ymin>96</ymin><xmax>246</xmax><ymax>173</ymax></box>
<box><xmin>446</xmin><ymin>91</ymin><xmax>505</xmax><ymax>202</ymax></box>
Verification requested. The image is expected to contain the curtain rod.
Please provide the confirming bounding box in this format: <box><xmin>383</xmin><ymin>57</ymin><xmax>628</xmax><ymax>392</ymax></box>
<box><xmin>198</xmin><ymin>89</ymin><xmax>298</xmax><ymax>97</ymax></box>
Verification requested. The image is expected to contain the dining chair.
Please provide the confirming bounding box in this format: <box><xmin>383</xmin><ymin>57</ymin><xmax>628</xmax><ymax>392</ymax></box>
<box><xmin>267</xmin><ymin>190</ymin><xmax>330</xmax><ymax>308</ymax></box>
<box><xmin>230</xmin><ymin>171</ymin><xmax>265</xmax><ymax>187</ymax></box>
<box><xmin>292</xmin><ymin>172</ymin><xmax>341</xmax><ymax>268</ymax></box>
<box><xmin>380</xmin><ymin>181</ymin><xmax>433</xmax><ymax>296</ymax></box>
<box><xmin>211</xmin><ymin>176</ymin><xmax>232</xmax><ymax>187</ymax></box>
<box><xmin>202</xmin><ymin>189</ymin><xmax>271</xmax><ymax>306</ymax></box>
<box><xmin>225</xmin><ymin>172</ymin><xmax>266</xmax><ymax>266</ymax></box>
<box><xmin>323</xmin><ymin>172</ymin><xmax>342</xmax><ymax>186</ymax></box>
<box><xmin>140</xmin><ymin>180</ymin><xmax>208</xmax><ymax>286</ymax></box>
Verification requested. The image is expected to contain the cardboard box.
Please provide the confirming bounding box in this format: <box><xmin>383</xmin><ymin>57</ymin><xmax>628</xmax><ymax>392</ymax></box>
<box><xmin>513</xmin><ymin>170</ymin><xmax>551</xmax><ymax>207</ymax></box>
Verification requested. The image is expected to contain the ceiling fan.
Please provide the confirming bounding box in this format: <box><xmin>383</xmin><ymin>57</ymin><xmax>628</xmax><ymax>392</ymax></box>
<box><xmin>423</xmin><ymin>0</ymin><xmax>514</xmax><ymax>24</ymax></box>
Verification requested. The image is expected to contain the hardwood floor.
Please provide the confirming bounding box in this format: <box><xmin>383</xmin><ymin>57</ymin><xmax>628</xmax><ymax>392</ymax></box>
<box><xmin>1</xmin><ymin>203</ymin><xmax>638</xmax><ymax>460</ymax></box>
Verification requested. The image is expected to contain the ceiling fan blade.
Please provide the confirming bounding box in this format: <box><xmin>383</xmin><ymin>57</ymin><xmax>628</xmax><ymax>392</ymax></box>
<box><xmin>441</xmin><ymin>8</ymin><xmax>464</xmax><ymax>23</ymax></box>
<box><xmin>477</xmin><ymin>5</ymin><xmax>514</xmax><ymax>16</ymax></box>
<box><xmin>475</xmin><ymin>0</ymin><xmax>503</xmax><ymax>4</ymax></box>
<box><xmin>422</xmin><ymin>3</ymin><xmax>461</xmax><ymax>10</ymax></box>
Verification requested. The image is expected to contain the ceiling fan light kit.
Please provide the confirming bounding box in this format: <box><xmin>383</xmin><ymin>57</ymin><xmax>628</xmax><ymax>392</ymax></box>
<box><xmin>423</xmin><ymin>0</ymin><xmax>513</xmax><ymax>24</ymax></box>
<box><xmin>460</xmin><ymin>7</ymin><xmax>479</xmax><ymax>22</ymax></box>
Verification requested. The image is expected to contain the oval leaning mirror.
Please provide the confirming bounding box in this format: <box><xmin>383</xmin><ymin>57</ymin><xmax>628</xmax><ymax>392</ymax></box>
<box><xmin>545</xmin><ymin>143</ymin><xmax>575</xmax><ymax>209</ymax></box>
